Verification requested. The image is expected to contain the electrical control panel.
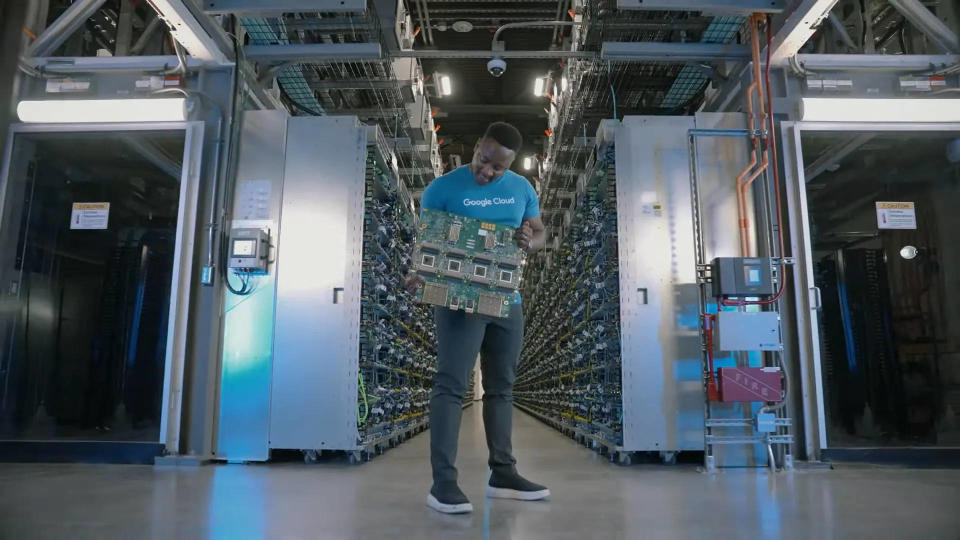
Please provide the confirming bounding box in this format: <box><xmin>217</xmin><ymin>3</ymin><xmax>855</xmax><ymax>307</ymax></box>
<box><xmin>228</xmin><ymin>227</ymin><xmax>270</xmax><ymax>274</ymax></box>
<box><xmin>710</xmin><ymin>257</ymin><xmax>775</xmax><ymax>298</ymax></box>
<box><xmin>716</xmin><ymin>311</ymin><xmax>781</xmax><ymax>351</ymax></box>
<box><xmin>717</xmin><ymin>367</ymin><xmax>784</xmax><ymax>403</ymax></box>
<box><xmin>412</xmin><ymin>208</ymin><xmax>524</xmax><ymax>318</ymax></box>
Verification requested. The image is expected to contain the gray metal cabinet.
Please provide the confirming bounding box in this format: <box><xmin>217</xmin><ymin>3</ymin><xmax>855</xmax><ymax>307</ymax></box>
<box><xmin>218</xmin><ymin>114</ymin><xmax>378</xmax><ymax>460</ymax></box>
<box><xmin>615</xmin><ymin>113</ymin><xmax>747</xmax><ymax>452</ymax></box>
<box><xmin>270</xmin><ymin>116</ymin><xmax>367</xmax><ymax>451</ymax></box>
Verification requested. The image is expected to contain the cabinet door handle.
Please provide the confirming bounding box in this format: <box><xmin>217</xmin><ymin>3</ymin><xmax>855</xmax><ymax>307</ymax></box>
<box><xmin>810</xmin><ymin>286</ymin><xmax>822</xmax><ymax>310</ymax></box>
<box><xmin>333</xmin><ymin>287</ymin><xmax>344</xmax><ymax>304</ymax></box>
<box><xmin>638</xmin><ymin>287</ymin><xmax>648</xmax><ymax>305</ymax></box>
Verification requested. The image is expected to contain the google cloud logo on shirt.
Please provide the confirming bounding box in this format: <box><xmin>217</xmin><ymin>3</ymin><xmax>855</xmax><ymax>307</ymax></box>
<box><xmin>463</xmin><ymin>197</ymin><xmax>516</xmax><ymax>207</ymax></box>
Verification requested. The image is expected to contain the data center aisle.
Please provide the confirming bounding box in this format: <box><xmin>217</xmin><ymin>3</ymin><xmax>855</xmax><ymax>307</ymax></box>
<box><xmin>1</xmin><ymin>405</ymin><xmax>959</xmax><ymax>539</ymax></box>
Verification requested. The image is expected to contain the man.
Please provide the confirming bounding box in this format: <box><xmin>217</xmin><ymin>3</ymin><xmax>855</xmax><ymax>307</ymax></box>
<box><xmin>407</xmin><ymin>122</ymin><xmax>549</xmax><ymax>514</ymax></box>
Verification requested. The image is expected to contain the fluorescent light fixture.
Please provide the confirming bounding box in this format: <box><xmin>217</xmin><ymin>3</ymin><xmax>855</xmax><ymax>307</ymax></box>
<box><xmin>534</xmin><ymin>77</ymin><xmax>546</xmax><ymax>97</ymax></box>
<box><xmin>17</xmin><ymin>98</ymin><xmax>188</xmax><ymax>123</ymax></box>
<box><xmin>800</xmin><ymin>97</ymin><xmax>960</xmax><ymax>123</ymax></box>
<box><xmin>439</xmin><ymin>75</ymin><xmax>452</xmax><ymax>96</ymax></box>
<box><xmin>522</xmin><ymin>156</ymin><xmax>534</xmax><ymax>170</ymax></box>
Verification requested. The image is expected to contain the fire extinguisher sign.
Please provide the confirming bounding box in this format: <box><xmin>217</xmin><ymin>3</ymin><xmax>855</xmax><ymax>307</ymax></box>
<box><xmin>876</xmin><ymin>201</ymin><xmax>917</xmax><ymax>230</ymax></box>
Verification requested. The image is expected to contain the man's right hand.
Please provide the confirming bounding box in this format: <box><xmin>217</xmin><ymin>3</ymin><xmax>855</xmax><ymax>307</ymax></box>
<box><xmin>404</xmin><ymin>272</ymin><xmax>425</xmax><ymax>295</ymax></box>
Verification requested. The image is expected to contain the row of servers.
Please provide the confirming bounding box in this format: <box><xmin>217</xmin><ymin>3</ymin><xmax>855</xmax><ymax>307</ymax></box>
<box><xmin>218</xmin><ymin>114</ymin><xmax>467</xmax><ymax>463</ymax></box>
<box><xmin>217</xmin><ymin>116</ymin><xmax>472</xmax><ymax>463</ymax></box>
<box><xmin>358</xmin><ymin>151</ymin><xmax>438</xmax><ymax>444</ymax></box>
<box><xmin>515</xmin><ymin>142</ymin><xmax>624</xmax><ymax>449</ymax></box>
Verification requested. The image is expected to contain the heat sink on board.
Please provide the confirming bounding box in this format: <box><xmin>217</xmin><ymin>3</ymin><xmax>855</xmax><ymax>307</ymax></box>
<box><xmin>413</xmin><ymin>209</ymin><xmax>524</xmax><ymax>318</ymax></box>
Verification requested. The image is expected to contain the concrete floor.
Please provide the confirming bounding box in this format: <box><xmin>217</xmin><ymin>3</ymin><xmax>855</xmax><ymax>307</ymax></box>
<box><xmin>1</xmin><ymin>406</ymin><xmax>959</xmax><ymax>540</ymax></box>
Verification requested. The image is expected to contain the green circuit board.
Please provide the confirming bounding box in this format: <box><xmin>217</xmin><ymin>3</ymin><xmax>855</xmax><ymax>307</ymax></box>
<box><xmin>413</xmin><ymin>208</ymin><xmax>524</xmax><ymax>318</ymax></box>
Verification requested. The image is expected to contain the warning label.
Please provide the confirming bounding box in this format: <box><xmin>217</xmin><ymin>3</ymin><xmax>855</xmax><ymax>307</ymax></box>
<box><xmin>70</xmin><ymin>202</ymin><xmax>110</xmax><ymax>230</ymax></box>
<box><xmin>876</xmin><ymin>201</ymin><xmax>917</xmax><ymax>230</ymax></box>
<box><xmin>641</xmin><ymin>203</ymin><xmax>663</xmax><ymax>217</ymax></box>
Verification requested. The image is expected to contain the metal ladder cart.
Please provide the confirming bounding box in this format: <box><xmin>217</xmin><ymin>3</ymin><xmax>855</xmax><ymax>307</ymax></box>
<box><xmin>688</xmin><ymin>127</ymin><xmax>795</xmax><ymax>473</ymax></box>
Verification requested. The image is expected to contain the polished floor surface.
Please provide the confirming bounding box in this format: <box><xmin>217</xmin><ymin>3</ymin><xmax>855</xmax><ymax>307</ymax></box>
<box><xmin>1</xmin><ymin>404</ymin><xmax>959</xmax><ymax>539</ymax></box>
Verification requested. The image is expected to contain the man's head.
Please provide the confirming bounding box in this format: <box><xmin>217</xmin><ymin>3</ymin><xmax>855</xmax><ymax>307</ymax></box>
<box><xmin>470</xmin><ymin>122</ymin><xmax>522</xmax><ymax>186</ymax></box>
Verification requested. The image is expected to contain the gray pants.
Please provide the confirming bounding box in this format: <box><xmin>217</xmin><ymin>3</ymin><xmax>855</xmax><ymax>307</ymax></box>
<box><xmin>430</xmin><ymin>305</ymin><xmax>524</xmax><ymax>485</ymax></box>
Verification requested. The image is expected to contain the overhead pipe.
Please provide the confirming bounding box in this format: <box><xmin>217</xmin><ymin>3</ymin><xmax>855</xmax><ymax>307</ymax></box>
<box><xmin>827</xmin><ymin>12</ymin><xmax>858</xmax><ymax>51</ymax></box>
<box><xmin>793</xmin><ymin>53</ymin><xmax>960</xmax><ymax>71</ymax></box>
<box><xmin>719</xmin><ymin>15</ymin><xmax>790</xmax><ymax>311</ymax></box>
<box><xmin>492</xmin><ymin>20</ymin><xmax>583</xmax><ymax>47</ymax></box>
<box><xmin>396</xmin><ymin>49</ymin><xmax>592</xmax><ymax>59</ymax></box>
<box><xmin>887</xmin><ymin>0</ymin><xmax>960</xmax><ymax>53</ymax></box>
<box><xmin>551</xmin><ymin>0</ymin><xmax>567</xmax><ymax>44</ymax></box>
<box><xmin>26</xmin><ymin>0</ymin><xmax>107</xmax><ymax>57</ymax></box>
<box><xmin>131</xmin><ymin>15</ymin><xmax>165</xmax><ymax>55</ymax></box>
<box><xmin>424</xmin><ymin>0</ymin><xmax>435</xmax><ymax>45</ymax></box>
<box><xmin>600</xmin><ymin>41</ymin><xmax>750</xmax><ymax>62</ymax></box>
<box><xmin>733</xmin><ymin>14</ymin><xmax>760</xmax><ymax>256</ymax></box>
<box><xmin>416</xmin><ymin>0</ymin><xmax>434</xmax><ymax>46</ymax></box>
<box><xmin>735</xmin><ymin>14</ymin><xmax>770</xmax><ymax>257</ymax></box>
<box><xmin>411</xmin><ymin>0</ymin><xmax>426</xmax><ymax>45</ymax></box>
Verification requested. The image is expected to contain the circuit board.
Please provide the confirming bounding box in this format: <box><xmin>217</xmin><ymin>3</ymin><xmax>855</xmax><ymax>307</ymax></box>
<box><xmin>413</xmin><ymin>208</ymin><xmax>524</xmax><ymax>318</ymax></box>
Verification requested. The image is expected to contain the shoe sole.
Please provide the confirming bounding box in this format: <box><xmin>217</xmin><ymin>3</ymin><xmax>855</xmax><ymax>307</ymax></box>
<box><xmin>486</xmin><ymin>486</ymin><xmax>551</xmax><ymax>501</ymax></box>
<box><xmin>427</xmin><ymin>493</ymin><xmax>473</xmax><ymax>514</ymax></box>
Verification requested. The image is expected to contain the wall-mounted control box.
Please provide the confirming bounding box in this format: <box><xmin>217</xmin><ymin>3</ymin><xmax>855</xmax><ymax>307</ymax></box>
<box><xmin>710</xmin><ymin>257</ymin><xmax>775</xmax><ymax>298</ymax></box>
<box><xmin>228</xmin><ymin>228</ymin><xmax>270</xmax><ymax>274</ymax></box>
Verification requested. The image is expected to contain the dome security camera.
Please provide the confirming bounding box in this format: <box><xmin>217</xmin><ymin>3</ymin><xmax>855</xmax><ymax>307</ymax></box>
<box><xmin>487</xmin><ymin>58</ymin><xmax>507</xmax><ymax>77</ymax></box>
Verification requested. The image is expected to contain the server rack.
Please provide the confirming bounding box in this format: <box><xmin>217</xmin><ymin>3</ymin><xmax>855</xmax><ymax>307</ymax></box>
<box><xmin>516</xmin><ymin>115</ymin><xmax>759</xmax><ymax>464</ymax></box>
<box><xmin>218</xmin><ymin>114</ymin><xmax>436</xmax><ymax>462</ymax></box>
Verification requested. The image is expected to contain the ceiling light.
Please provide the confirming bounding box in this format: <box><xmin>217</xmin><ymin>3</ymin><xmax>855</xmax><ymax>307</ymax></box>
<box><xmin>17</xmin><ymin>98</ymin><xmax>189</xmax><ymax>123</ymax></box>
<box><xmin>439</xmin><ymin>75</ymin><xmax>452</xmax><ymax>96</ymax></box>
<box><xmin>534</xmin><ymin>77</ymin><xmax>546</xmax><ymax>97</ymax></box>
<box><xmin>522</xmin><ymin>156</ymin><xmax>534</xmax><ymax>170</ymax></box>
<box><xmin>799</xmin><ymin>97</ymin><xmax>960</xmax><ymax>123</ymax></box>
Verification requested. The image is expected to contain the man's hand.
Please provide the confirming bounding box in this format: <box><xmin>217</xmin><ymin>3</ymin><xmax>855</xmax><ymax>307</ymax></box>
<box><xmin>404</xmin><ymin>272</ymin><xmax>425</xmax><ymax>295</ymax></box>
<box><xmin>516</xmin><ymin>221</ymin><xmax>534</xmax><ymax>251</ymax></box>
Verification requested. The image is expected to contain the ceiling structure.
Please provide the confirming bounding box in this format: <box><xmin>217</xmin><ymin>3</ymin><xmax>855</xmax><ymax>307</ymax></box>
<box><xmin>223</xmin><ymin>1</ymin><xmax>752</xmax><ymax>219</ymax></box>
<box><xmin>31</xmin><ymin>0</ymin><xmax>765</xmax><ymax>209</ymax></box>
<box><xmin>36</xmin><ymin>0</ymin><xmax>960</xmax><ymax>238</ymax></box>
<box><xmin>418</xmin><ymin>3</ymin><xmax>733</xmax><ymax>191</ymax></box>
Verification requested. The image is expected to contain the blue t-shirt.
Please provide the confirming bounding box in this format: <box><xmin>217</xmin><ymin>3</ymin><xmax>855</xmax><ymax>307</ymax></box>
<box><xmin>420</xmin><ymin>165</ymin><xmax>539</xmax><ymax>306</ymax></box>
<box><xmin>420</xmin><ymin>166</ymin><xmax>540</xmax><ymax>228</ymax></box>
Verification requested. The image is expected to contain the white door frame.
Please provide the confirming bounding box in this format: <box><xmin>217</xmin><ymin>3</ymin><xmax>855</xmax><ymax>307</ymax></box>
<box><xmin>0</xmin><ymin>121</ymin><xmax>205</xmax><ymax>452</ymax></box>
<box><xmin>781</xmin><ymin>120</ymin><xmax>960</xmax><ymax>458</ymax></box>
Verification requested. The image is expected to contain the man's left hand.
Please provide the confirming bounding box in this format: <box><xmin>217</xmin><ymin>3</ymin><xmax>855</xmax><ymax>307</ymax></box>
<box><xmin>516</xmin><ymin>221</ymin><xmax>534</xmax><ymax>250</ymax></box>
<box><xmin>516</xmin><ymin>217</ymin><xmax>545</xmax><ymax>254</ymax></box>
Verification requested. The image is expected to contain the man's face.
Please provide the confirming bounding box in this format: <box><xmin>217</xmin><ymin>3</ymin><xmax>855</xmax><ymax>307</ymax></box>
<box><xmin>470</xmin><ymin>137</ymin><xmax>516</xmax><ymax>186</ymax></box>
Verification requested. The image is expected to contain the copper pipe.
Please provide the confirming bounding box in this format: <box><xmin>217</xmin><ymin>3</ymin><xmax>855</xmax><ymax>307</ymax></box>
<box><xmin>742</xmin><ymin>149</ymin><xmax>769</xmax><ymax>191</ymax></box>
<box><xmin>734</xmin><ymin>132</ymin><xmax>758</xmax><ymax>254</ymax></box>
<box><xmin>750</xmin><ymin>14</ymin><xmax>768</xmax><ymax>120</ymax></box>
<box><xmin>736</xmin><ymin>14</ymin><xmax>769</xmax><ymax>257</ymax></box>
<box><xmin>740</xmin><ymin>147</ymin><xmax>770</xmax><ymax>254</ymax></box>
